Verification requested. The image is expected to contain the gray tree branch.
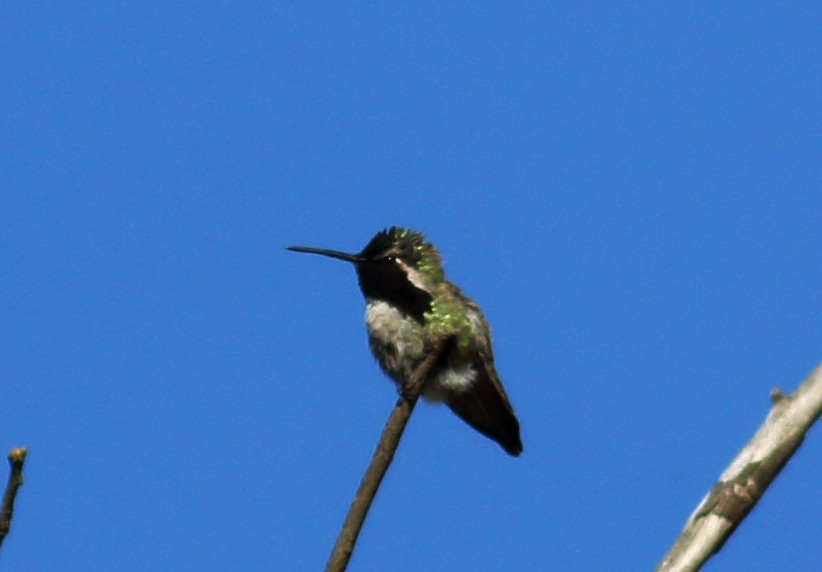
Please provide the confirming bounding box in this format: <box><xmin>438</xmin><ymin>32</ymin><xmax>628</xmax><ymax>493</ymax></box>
<box><xmin>0</xmin><ymin>447</ymin><xmax>28</xmax><ymax>551</ymax></box>
<box><xmin>656</xmin><ymin>362</ymin><xmax>822</xmax><ymax>572</ymax></box>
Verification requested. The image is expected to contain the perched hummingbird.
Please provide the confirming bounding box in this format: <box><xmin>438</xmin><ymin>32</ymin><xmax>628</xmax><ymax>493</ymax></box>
<box><xmin>287</xmin><ymin>227</ymin><xmax>522</xmax><ymax>456</ymax></box>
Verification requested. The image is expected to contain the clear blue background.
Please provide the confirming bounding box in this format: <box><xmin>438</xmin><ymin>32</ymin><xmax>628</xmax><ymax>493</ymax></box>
<box><xmin>2</xmin><ymin>4</ymin><xmax>821</xmax><ymax>571</ymax></box>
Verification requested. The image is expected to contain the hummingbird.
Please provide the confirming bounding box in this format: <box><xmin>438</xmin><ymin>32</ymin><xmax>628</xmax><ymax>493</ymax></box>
<box><xmin>287</xmin><ymin>227</ymin><xmax>522</xmax><ymax>456</ymax></box>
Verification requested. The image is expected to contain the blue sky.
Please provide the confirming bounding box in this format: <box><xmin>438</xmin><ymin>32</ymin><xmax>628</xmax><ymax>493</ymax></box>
<box><xmin>2</xmin><ymin>3</ymin><xmax>821</xmax><ymax>571</ymax></box>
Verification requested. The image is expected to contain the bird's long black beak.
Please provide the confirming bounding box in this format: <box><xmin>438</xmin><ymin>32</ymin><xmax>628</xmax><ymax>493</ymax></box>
<box><xmin>286</xmin><ymin>245</ymin><xmax>363</xmax><ymax>264</ymax></box>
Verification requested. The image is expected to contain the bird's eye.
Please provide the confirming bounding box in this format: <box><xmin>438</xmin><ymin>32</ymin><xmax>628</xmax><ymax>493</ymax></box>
<box><xmin>384</xmin><ymin>255</ymin><xmax>396</xmax><ymax>263</ymax></box>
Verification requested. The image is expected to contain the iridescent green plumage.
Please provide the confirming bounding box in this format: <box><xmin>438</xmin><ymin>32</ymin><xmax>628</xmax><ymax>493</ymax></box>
<box><xmin>424</xmin><ymin>297</ymin><xmax>475</xmax><ymax>352</ymax></box>
<box><xmin>392</xmin><ymin>227</ymin><xmax>445</xmax><ymax>285</ymax></box>
<box><xmin>389</xmin><ymin>228</ymin><xmax>474</xmax><ymax>350</ymax></box>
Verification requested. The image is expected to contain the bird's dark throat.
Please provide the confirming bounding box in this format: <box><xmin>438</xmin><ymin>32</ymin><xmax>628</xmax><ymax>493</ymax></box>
<box><xmin>356</xmin><ymin>261</ymin><xmax>433</xmax><ymax>323</ymax></box>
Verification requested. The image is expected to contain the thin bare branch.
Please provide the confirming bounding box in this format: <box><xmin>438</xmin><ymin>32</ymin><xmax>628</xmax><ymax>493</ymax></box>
<box><xmin>0</xmin><ymin>447</ymin><xmax>28</xmax><ymax>551</ymax></box>
<box><xmin>325</xmin><ymin>341</ymin><xmax>447</xmax><ymax>572</ymax></box>
<box><xmin>656</xmin><ymin>362</ymin><xmax>822</xmax><ymax>572</ymax></box>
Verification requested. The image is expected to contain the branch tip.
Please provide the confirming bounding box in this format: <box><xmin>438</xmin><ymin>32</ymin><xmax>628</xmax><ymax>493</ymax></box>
<box><xmin>8</xmin><ymin>448</ymin><xmax>27</xmax><ymax>466</ymax></box>
<box><xmin>1</xmin><ymin>446</ymin><xmax>29</xmax><ymax>551</ymax></box>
